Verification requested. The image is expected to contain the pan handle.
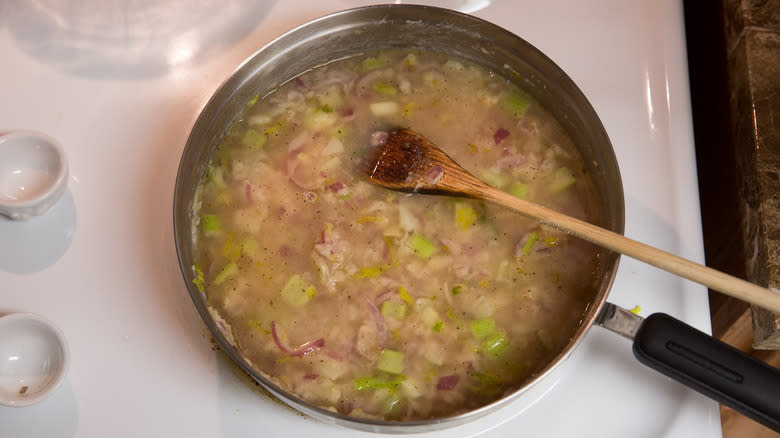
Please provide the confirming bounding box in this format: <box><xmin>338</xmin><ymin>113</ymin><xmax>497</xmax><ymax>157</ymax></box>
<box><xmin>633</xmin><ymin>312</ymin><xmax>780</xmax><ymax>433</ymax></box>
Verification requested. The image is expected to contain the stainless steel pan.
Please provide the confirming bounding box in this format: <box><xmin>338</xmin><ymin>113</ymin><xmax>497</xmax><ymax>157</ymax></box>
<box><xmin>173</xmin><ymin>5</ymin><xmax>780</xmax><ymax>433</ymax></box>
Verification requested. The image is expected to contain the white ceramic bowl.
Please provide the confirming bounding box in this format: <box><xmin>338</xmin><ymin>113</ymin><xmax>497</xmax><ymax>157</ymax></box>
<box><xmin>0</xmin><ymin>313</ymin><xmax>70</xmax><ymax>407</ymax></box>
<box><xmin>0</xmin><ymin>131</ymin><xmax>69</xmax><ymax>221</ymax></box>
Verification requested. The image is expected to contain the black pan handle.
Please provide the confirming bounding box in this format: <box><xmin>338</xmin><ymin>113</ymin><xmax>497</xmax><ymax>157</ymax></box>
<box><xmin>633</xmin><ymin>313</ymin><xmax>780</xmax><ymax>432</ymax></box>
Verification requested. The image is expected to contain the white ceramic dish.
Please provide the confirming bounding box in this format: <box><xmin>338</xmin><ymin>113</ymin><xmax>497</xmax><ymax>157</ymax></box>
<box><xmin>0</xmin><ymin>313</ymin><xmax>70</xmax><ymax>407</ymax></box>
<box><xmin>0</xmin><ymin>131</ymin><xmax>69</xmax><ymax>221</ymax></box>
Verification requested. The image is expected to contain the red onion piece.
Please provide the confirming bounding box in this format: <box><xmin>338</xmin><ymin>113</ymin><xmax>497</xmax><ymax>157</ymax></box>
<box><xmin>271</xmin><ymin>321</ymin><xmax>292</xmax><ymax>354</ymax></box>
<box><xmin>295</xmin><ymin>77</ymin><xmax>306</xmax><ymax>88</ymax></box>
<box><xmin>493</xmin><ymin>128</ymin><xmax>510</xmax><ymax>145</ymax></box>
<box><xmin>291</xmin><ymin>338</ymin><xmax>325</xmax><ymax>357</ymax></box>
<box><xmin>436</xmin><ymin>374</ymin><xmax>460</xmax><ymax>390</ymax></box>
<box><xmin>271</xmin><ymin>321</ymin><xmax>325</xmax><ymax>357</ymax></box>
<box><xmin>375</xmin><ymin>289</ymin><xmax>394</xmax><ymax>304</ymax></box>
<box><xmin>245</xmin><ymin>182</ymin><xmax>253</xmax><ymax>202</ymax></box>
<box><xmin>371</xmin><ymin>131</ymin><xmax>389</xmax><ymax>146</ymax></box>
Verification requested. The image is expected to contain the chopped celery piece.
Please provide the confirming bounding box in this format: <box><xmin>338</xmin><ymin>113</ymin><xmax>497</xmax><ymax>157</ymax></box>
<box><xmin>398</xmin><ymin>286</ymin><xmax>414</xmax><ymax>305</ymax></box>
<box><xmin>362</xmin><ymin>57</ymin><xmax>385</xmax><ymax>70</ymax></box>
<box><xmin>455</xmin><ymin>203</ymin><xmax>477</xmax><ymax>230</ymax></box>
<box><xmin>221</xmin><ymin>233</ymin><xmax>242</xmax><ymax>262</ymax></box>
<box><xmin>522</xmin><ymin>232</ymin><xmax>539</xmax><ymax>256</ymax></box>
<box><xmin>354</xmin><ymin>374</ymin><xmax>405</xmax><ymax>390</ymax></box>
<box><xmin>373</xmin><ymin>82</ymin><xmax>397</xmax><ymax>96</ymax></box>
<box><xmin>381</xmin><ymin>301</ymin><xmax>407</xmax><ymax>320</ymax></box>
<box><xmin>242</xmin><ymin>128</ymin><xmax>266</xmax><ymax>148</ymax></box>
<box><xmin>353</xmin><ymin>266</ymin><xmax>386</xmax><ymax>279</ymax></box>
<box><xmin>377</xmin><ymin>349</ymin><xmax>405</xmax><ymax>374</ymax></box>
<box><xmin>478</xmin><ymin>169</ymin><xmax>510</xmax><ymax>189</ymax></box>
<box><xmin>407</xmin><ymin>233</ymin><xmax>437</xmax><ymax>259</ymax></box>
<box><xmin>357</xmin><ymin>216</ymin><xmax>385</xmax><ymax>224</ymax></box>
<box><xmin>432</xmin><ymin>321</ymin><xmax>443</xmax><ymax>332</ymax></box>
<box><xmin>451</xmin><ymin>284</ymin><xmax>464</xmax><ymax>296</ymax></box>
<box><xmin>241</xmin><ymin>238</ymin><xmax>258</xmax><ymax>258</ymax></box>
<box><xmin>504</xmin><ymin>90</ymin><xmax>531</xmax><ymax>116</ymax></box>
<box><xmin>471</xmin><ymin>317</ymin><xmax>496</xmax><ymax>339</ymax></box>
<box><xmin>281</xmin><ymin>274</ymin><xmax>316</xmax><ymax>306</ymax></box>
<box><xmin>245</xmin><ymin>94</ymin><xmax>259</xmax><ymax>111</ymax></box>
<box><xmin>402</xmin><ymin>102</ymin><xmax>416</xmax><ymax>119</ymax></box>
<box><xmin>550</xmin><ymin>167</ymin><xmax>576</xmax><ymax>192</ymax></box>
<box><xmin>509</xmin><ymin>182</ymin><xmax>528</xmax><ymax>199</ymax></box>
<box><xmin>544</xmin><ymin>237</ymin><xmax>558</xmax><ymax>248</ymax></box>
<box><xmin>319</xmin><ymin>104</ymin><xmax>333</xmax><ymax>113</ymax></box>
<box><xmin>264</xmin><ymin>122</ymin><xmax>283</xmax><ymax>135</ymax></box>
<box><xmin>214</xmin><ymin>262</ymin><xmax>238</xmax><ymax>285</ymax></box>
<box><xmin>192</xmin><ymin>264</ymin><xmax>205</xmax><ymax>292</ymax></box>
<box><xmin>482</xmin><ymin>331</ymin><xmax>510</xmax><ymax>357</ymax></box>
<box><xmin>208</xmin><ymin>166</ymin><xmax>227</xmax><ymax>189</ymax></box>
<box><xmin>200</xmin><ymin>214</ymin><xmax>221</xmax><ymax>234</ymax></box>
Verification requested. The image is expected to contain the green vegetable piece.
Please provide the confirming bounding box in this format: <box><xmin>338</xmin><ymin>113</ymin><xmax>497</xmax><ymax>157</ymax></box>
<box><xmin>550</xmin><ymin>167</ymin><xmax>576</xmax><ymax>192</ymax></box>
<box><xmin>353</xmin><ymin>374</ymin><xmax>405</xmax><ymax>391</ymax></box>
<box><xmin>362</xmin><ymin>57</ymin><xmax>385</xmax><ymax>71</ymax></box>
<box><xmin>353</xmin><ymin>266</ymin><xmax>386</xmax><ymax>279</ymax></box>
<box><xmin>482</xmin><ymin>331</ymin><xmax>510</xmax><ymax>357</ymax></box>
<box><xmin>242</xmin><ymin>128</ymin><xmax>266</xmax><ymax>149</ymax></box>
<box><xmin>192</xmin><ymin>264</ymin><xmax>205</xmax><ymax>292</ymax></box>
<box><xmin>377</xmin><ymin>349</ymin><xmax>405</xmax><ymax>374</ymax></box>
<box><xmin>201</xmin><ymin>214</ymin><xmax>221</xmax><ymax>234</ymax></box>
<box><xmin>630</xmin><ymin>305</ymin><xmax>642</xmax><ymax>315</ymax></box>
<box><xmin>221</xmin><ymin>233</ymin><xmax>242</xmax><ymax>262</ymax></box>
<box><xmin>281</xmin><ymin>274</ymin><xmax>316</xmax><ymax>306</ymax></box>
<box><xmin>509</xmin><ymin>182</ymin><xmax>528</xmax><ymax>199</ymax></box>
<box><xmin>373</xmin><ymin>82</ymin><xmax>397</xmax><ymax>96</ymax></box>
<box><xmin>451</xmin><ymin>285</ymin><xmax>464</xmax><ymax>296</ymax></box>
<box><xmin>398</xmin><ymin>286</ymin><xmax>414</xmax><ymax>305</ymax></box>
<box><xmin>522</xmin><ymin>232</ymin><xmax>539</xmax><ymax>256</ymax></box>
<box><xmin>265</xmin><ymin>122</ymin><xmax>283</xmax><ymax>136</ymax></box>
<box><xmin>504</xmin><ymin>90</ymin><xmax>531</xmax><ymax>116</ymax></box>
<box><xmin>544</xmin><ymin>237</ymin><xmax>558</xmax><ymax>248</ymax></box>
<box><xmin>208</xmin><ymin>166</ymin><xmax>227</xmax><ymax>189</ymax></box>
<box><xmin>407</xmin><ymin>233</ymin><xmax>437</xmax><ymax>259</ymax></box>
<box><xmin>242</xmin><ymin>238</ymin><xmax>258</xmax><ymax>258</ymax></box>
<box><xmin>381</xmin><ymin>301</ymin><xmax>407</xmax><ymax>320</ymax></box>
<box><xmin>478</xmin><ymin>169</ymin><xmax>510</xmax><ymax>189</ymax></box>
<box><xmin>455</xmin><ymin>203</ymin><xmax>477</xmax><ymax>230</ymax></box>
<box><xmin>245</xmin><ymin>94</ymin><xmax>259</xmax><ymax>111</ymax></box>
<box><xmin>471</xmin><ymin>317</ymin><xmax>496</xmax><ymax>339</ymax></box>
<box><xmin>319</xmin><ymin>104</ymin><xmax>333</xmax><ymax>113</ymax></box>
<box><xmin>432</xmin><ymin>321</ymin><xmax>443</xmax><ymax>332</ymax></box>
<box><xmin>214</xmin><ymin>262</ymin><xmax>238</xmax><ymax>285</ymax></box>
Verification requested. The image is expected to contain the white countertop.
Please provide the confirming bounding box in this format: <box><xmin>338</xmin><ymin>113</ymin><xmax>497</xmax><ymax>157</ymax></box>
<box><xmin>0</xmin><ymin>1</ymin><xmax>723</xmax><ymax>437</ymax></box>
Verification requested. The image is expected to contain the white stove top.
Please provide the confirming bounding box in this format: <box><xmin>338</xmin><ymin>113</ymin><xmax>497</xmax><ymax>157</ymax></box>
<box><xmin>0</xmin><ymin>1</ymin><xmax>722</xmax><ymax>437</ymax></box>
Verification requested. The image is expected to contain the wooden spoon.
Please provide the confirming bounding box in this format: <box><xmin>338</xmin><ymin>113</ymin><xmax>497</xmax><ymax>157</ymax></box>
<box><xmin>364</xmin><ymin>128</ymin><xmax>780</xmax><ymax>314</ymax></box>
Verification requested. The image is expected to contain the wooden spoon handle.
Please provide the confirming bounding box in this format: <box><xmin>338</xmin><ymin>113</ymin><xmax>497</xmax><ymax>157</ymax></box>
<box><xmin>474</xmin><ymin>184</ymin><xmax>780</xmax><ymax>315</ymax></box>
